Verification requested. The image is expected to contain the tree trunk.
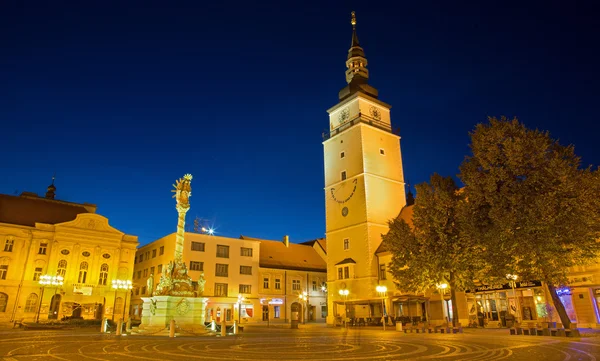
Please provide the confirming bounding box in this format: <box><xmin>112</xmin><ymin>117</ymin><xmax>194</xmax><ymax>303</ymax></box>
<box><xmin>547</xmin><ymin>283</ymin><xmax>571</xmax><ymax>329</ymax></box>
<box><xmin>449</xmin><ymin>273</ymin><xmax>459</xmax><ymax>327</ymax></box>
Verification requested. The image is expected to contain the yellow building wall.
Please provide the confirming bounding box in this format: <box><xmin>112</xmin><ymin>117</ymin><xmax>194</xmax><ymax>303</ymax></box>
<box><xmin>0</xmin><ymin>214</ymin><xmax>137</xmax><ymax>323</ymax></box>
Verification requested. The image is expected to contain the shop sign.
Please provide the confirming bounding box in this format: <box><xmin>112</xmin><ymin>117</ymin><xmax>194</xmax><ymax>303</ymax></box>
<box><xmin>260</xmin><ymin>298</ymin><xmax>284</xmax><ymax>305</ymax></box>
<box><xmin>467</xmin><ymin>280</ymin><xmax>542</xmax><ymax>293</ymax></box>
<box><xmin>73</xmin><ymin>285</ymin><xmax>93</xmax><ymax>295</ymax></box>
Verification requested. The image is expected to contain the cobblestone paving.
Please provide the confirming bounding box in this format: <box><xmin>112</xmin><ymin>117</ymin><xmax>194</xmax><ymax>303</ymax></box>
<box><xmin>1</xmin><ymin>326</ymin><xmax>599</xmax><ymax>360</ymax></box>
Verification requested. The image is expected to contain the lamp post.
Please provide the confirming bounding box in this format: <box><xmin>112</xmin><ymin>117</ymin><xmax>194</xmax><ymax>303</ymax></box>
<box><xmin>237</xmin><ymin>294</ymin><xmax>245</xmax><ymax>324</ymax></box>
<box><xmin>36</xmin><ymin>275</ymin><xmax>64</xmax><ymax>323</ymax></box>
<box><xmin>376</xmin><ymin>285</ymin><xmax>387</xmax><ymax>330</ymax></box>
<box><xmin>299</xmin><ymin>291</ymin><xmax>308</xmax><ymax>324</ymax></box>
<box><xmin>338</xmin><ymin>289</ymin><xmax>349</xmax><ymax>327</ymax></box>
<box><xmin>506</xmin><ymin>274</ymin><xmax>520</xmax><ymax>324</ymax></box>
<box><xmin>437</xmin><ymin>283</ymin><xmax>450</xmax><ymax>324</ymax></box>
<box><xmin>111</xmin><ymin>279</ymin><xmax>133</xmax><ymax>321</ymax></box>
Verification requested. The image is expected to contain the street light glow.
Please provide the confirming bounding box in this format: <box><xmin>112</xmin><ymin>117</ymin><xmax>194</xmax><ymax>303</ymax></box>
<box><xmin>376</xmin><ymin>285</ymin><xmax>387</xmax><ymax>293</ymax></box>
<box><xmin>338</xmin><ymin>289</ymin><xmax>349</xmax><ymax>296</ymax></box>
<box><xmin>437</xmin><ymin>283</ymin><xmax>448</xmax><ymax>289</ymax></box>
<box><xmin>39</xmin><ymin>275</ymin><xmax>64</xmax><ymax>286</ymax></box>
<box><xmin>112</xmin><ymin>279</ymin><xmax>133</xmax><ymax>290</ymax></box>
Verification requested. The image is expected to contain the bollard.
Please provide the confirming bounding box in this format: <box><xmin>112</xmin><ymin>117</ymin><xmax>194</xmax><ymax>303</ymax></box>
<box><xmin>116</xmin><ymin>320</ymin><xmax>122</xmax><ymax>336</ymax></box>
<box><xmin>221</xmin><ymin>319</ymin><xmax>227</xmax><ymax>337</ymax></box>
<box><xmin>233</xmin><ymin>320</ymin><xmax>238</xmax><ymax>335</ymax></box>
<box><xmin>101</xmin><ymin>317</ymin><xmax>107</xmax><ymax>333</ymax></box>
<box><xmin>169</xmin><ymin>319</ymin><xmax>176</xmax><ymax>338</ymax></box>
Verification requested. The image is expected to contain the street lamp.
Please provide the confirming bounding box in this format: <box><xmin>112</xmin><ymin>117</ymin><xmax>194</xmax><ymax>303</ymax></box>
<box><xmin>437</xmin><ymin>283</ymin><xmax>450</xmax><ymax>324</ymax></box>
<box><xmin>376</xmin><ymin>285</ymin><xmax>387</xmax><ymax>330</ymax></box>
<box><xmin>298</xmin><ymin>291</ymin><xmax>308</xmax><ymax>324</ymax></box>
<box><xmin>111</xmin><ymin>279</ymin><xmax>133</xmax><ymax>321</ymax></box>
<box><xmin>506</xmin><ymin>274</ymin><xmax>520</xmax><ymax>324</ymax></box>
<box><xmin>338</xmin><ymin>289</ymin><xmax>349</xmax><ymax>327</ymax></box>
<box><xmin>36</xmin><ymin>275</ymin><xmax>64</xmax><ymax>323</ymax></box>
<box><xmin>237</xmin><ymin>294</ymin><xmax>245</xmax><ymax>324</ymax></box>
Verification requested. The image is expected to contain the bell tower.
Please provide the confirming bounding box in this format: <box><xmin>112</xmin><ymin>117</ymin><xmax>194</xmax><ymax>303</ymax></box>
<box><xmin>323</xmin><ymin>12</ymin><xmax>406</xmax><ymax>325</ymax></box>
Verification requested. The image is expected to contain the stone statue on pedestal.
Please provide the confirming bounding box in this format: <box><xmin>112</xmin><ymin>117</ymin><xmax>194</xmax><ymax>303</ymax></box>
<box><xmin>153</xmin><ymin>174</ymin><xmax>195</xmax><ymax>297</ymax></box>
<box><xmin>147</xmin><ymin>273</ymin><xmax>154</xmax><ymax>296</ymax></box>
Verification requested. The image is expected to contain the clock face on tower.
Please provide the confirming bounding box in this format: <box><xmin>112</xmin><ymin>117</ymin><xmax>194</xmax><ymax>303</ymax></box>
<box><xmin>338</xmin><ymin>108</ymin><xmax>350</xmax><ymax>124</ymax></box>
<box><xmin>369</xmin><ymin>106</ymin><xmax>381</xmax><ymax>120</ymax></box>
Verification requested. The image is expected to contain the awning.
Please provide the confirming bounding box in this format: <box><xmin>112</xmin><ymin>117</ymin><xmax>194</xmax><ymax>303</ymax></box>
<box><xmin>392</xmin><ymin>296</ymin><xmax>429</xmax><ymax>303</ymax></box>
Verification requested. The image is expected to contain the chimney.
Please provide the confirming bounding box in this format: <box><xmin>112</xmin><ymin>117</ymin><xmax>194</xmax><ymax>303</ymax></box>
<box><xmin>283</xmin><ymin>235</ymin><xmax>290</xmax><ymax>247</ymax></box>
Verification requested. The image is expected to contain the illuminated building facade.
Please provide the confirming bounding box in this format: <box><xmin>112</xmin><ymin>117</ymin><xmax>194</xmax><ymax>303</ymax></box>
<box><xmin>0</xmin><ymin>182</ymin><xmax>137</xmax><ymax>324</ymax></box>
<box><xmin>131</xmin><ymin>233</ymin><xmax>327</xmax><ymax>324</ymax></box>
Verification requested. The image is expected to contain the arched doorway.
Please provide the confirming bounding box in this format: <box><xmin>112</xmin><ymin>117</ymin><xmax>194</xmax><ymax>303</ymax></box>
<box><xmin>291</xmin><ymin>302</ymin><xmax>303</xmax><ymax>323</ymax></box>
<box><xmin>72</xmin><ymin>303</ymin><xmax>82</xmax><ymax>318</ymax></box>
<box><xmin>48</xmin><ymin>294</ymin><xmax>61</xmax><ymax>319</ymax></box>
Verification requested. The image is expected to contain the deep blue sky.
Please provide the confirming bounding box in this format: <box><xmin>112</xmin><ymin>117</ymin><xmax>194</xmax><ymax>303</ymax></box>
<box><xmin>1</xmin><ymin>1</ymin><xmax>599</xmax><ymax>246</ymax></box>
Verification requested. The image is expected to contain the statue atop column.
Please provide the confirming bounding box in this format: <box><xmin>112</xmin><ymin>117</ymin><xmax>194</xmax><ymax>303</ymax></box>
<box><xmin>154</xmin><ymin>174</ymin><xmax>195</xmax><ymax>297</ymax></box>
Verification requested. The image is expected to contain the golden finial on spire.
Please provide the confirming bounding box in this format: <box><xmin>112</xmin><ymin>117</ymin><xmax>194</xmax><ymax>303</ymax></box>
<box><xmin>351</xmin><ymin>11</ymin><xmax>356</xmax><ymax>28</ymax></box>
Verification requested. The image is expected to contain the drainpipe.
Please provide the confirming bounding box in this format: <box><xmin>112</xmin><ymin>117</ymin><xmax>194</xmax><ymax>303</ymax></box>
<box><xmin>10</xmin><ymin>230</ymin><xmax>34</xmax><ymax>322</ymax></box>
<box><xmin>284</xmin><ymin>271</ymin><xmax>287</xmax><ymax>322</ymax></box>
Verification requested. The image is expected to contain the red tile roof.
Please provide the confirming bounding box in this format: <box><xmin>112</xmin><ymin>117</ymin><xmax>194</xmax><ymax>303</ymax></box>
<box><xmin>0</xmin><ymin>192</ymin><xmax>95</xmax><ymax>227</ymax></box>
<box><xmin>240</xmin><ymin>235</ymin><xmax>327</xmax><ymax>272</ymax></box>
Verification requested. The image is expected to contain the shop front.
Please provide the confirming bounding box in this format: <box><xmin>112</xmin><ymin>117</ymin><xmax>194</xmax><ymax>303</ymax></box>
<box><xmin>467</xmin><ymin>280</ymin><xmax>547</xmax><ymax>327</ymax></box>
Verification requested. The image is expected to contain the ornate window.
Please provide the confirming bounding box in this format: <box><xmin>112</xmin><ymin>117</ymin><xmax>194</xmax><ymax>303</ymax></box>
<box><xmin>98</xmin><ymin>264</ymin><xmax>109</xmax><ymax>286</ymax></box>
<box><xmin>57</xmin><ymin>260</ymin><xmax>67</xmax><ymax>277</ymax></box>
<box><xmin>343</xmin><ymin>238</ymin><xmax>350</xmax><ymax>250</ymax></box>
<box><xmin>379</xmin><ymin>264</ymin><xmax>387</xmax><ymax>280</ymax></box>
<box><xmin>33</xmin><ymin>267</ymin><xmax>42</xmax><ymax>281</ymax></box>
<box><xmin>0</xmin><ymin>258</ymin><xmax>8</xmax><ymax>280</ymax></box>
<box><xmin>3</xmin><ymin>239</ymin><xmax>14</xmax><ymax>252</ymax></box>
<box><xmin>263</xmin><ymin>277</ymin><xmax>269</xmax><ymax>289</ymax></box>
<box><xmin>0</xmin><ymin>292</ymin><xmax>7</xmax><ymax>312</ymax></box>
<box><xmin>239</xmin><ymin>284</ymin><xmax>251</xmax><ymax>294</ymax></box>
<box><xmin>78</xmin><ymin>262</ymin><xmax>88</xmax><ymax>283</ymax></box>
<box><xmin>114</xmin><ymin>297</ymin><xmax>123</xmax><ymax>314</ymax></box>
<box><xmin>275</xmin><ymin>278</ymin><xmax>281</xmax><ymax>290</ymax></box>
<box><xmin>24</xmin><ymin>293</ymin><xmax>38</xmax><ymax>313</ymax></box>
<box><xmin>240</xmin><ymin>266</ymin><xmax>252</xmax><ymax>275</ymax></box>
<box><xmin>38</xmin><ymin>242</ymin><xmax>48</xmax><ymax>255</ymax></box>
<box><xmin>292</xmin><ymin>279</ymin><xmax>301</xmax><ymax>291</ymax></box>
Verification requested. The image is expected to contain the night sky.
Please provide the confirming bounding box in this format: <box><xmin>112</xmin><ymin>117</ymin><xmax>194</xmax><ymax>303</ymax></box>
<box><xmin>1</xmin><ymin>1</ymin><xmax>599</xmax><ymax>246</ymax></box>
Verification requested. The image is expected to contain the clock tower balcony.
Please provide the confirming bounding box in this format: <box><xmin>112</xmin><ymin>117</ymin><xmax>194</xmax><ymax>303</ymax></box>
<box><xmin>322</xmin><ymin>113</ymin><xmax>395</xmax><ymax>141</ymax></box>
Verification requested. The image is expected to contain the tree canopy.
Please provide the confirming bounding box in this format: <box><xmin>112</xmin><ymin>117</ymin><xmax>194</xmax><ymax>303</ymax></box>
<box><xmin>459</xmin><ymin>116</ymin><xmax>600</xmax><ymax>327</ymax></box>
<box><xmin>384</xmin><ymin>174</ymin><xmax>482</xmax><ymax>325</ymax></box>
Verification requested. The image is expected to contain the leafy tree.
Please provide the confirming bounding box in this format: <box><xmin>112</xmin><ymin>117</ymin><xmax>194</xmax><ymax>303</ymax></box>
<box><xmin>385</xmin><ymin>174</ymin><xmax>482</xmax><ymax>326</ymax></box>
<box><xmin>459</xmin><ymin>116</ymin><xmax>600</xmax><ymax>328</ymax></box>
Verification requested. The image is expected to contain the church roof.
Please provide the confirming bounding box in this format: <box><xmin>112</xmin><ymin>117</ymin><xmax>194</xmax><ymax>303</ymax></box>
<box><xmin>0</xmin><ymin>192</ymin><xmax>96</xmax><ymax>227</ymax></box>
<box><xmin>240</xmin><ymin>235</ymin><xmax>327</xmax><ymax>272</ymax></box>
<box><xmin>375</xmin><ymin>205</ymin><xmax>414</xmax><ymax>254</ymax></box>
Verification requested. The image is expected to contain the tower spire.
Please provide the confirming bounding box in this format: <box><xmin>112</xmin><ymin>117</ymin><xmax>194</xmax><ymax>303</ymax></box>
<box><xmin>45</xmin><ymin>173</ymin><xmax>56</xmax><ymax>199</ymax></box>
<box><xmin>339</xmin><ymin>11</ymin><xmax>378</xmax><ymax>100</ymax></box>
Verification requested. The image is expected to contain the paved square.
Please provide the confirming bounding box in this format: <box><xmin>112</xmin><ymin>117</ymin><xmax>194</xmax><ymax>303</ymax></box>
<box><xmin>1</xmin><ymin>326</ymin><xmax>599</xmax><ymax>360</ymax></box>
